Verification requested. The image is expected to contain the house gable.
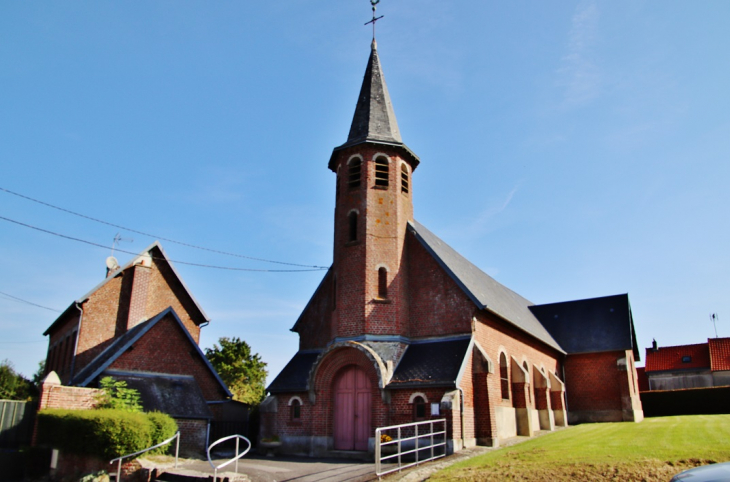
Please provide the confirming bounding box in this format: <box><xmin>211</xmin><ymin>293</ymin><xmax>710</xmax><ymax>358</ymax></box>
<box><xmin>72</xmin><ymin>307</ymin><xmax>231</xmax><ymax>400</ymax></box>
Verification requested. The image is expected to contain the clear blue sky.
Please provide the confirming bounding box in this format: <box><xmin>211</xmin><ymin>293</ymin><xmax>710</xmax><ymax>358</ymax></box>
<box><xmin>1</xmin><ymin>1</ymin><xmax>729</xmax><ymax>381</ymax></box>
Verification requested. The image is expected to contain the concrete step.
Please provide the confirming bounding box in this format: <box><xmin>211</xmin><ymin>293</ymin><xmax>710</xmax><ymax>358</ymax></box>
<box><xmin>154</xmin><ymin>467</ymin><xmax>250</xmax><ymax>482</ymax></box>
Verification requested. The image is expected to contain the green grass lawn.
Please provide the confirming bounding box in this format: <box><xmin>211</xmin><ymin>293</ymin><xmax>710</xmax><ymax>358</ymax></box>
<box><xmin>431</xmin><ymin>415</ymin><xmax>730</xmax><ymax>481</ymax></box>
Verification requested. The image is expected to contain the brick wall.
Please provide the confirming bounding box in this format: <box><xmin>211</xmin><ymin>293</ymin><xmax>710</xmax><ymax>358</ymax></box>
<box><xmin>295</xmin><ymin>272</ymin><xmax>334</xmax><ymax>350</ymax></box>
<box><xmin>109</xmin><ymin>311</ymin><xmax>228</xmax><ymax>401</ymax></box>
<box><xmin>176</xmin><ymin>419</ymin><xmax>208</xmax><ymax>456</ymax></box>
<box><xmin>406</xmin><ymin>234</ymin><xmax>472</xmax><ymax>337</ymax></box>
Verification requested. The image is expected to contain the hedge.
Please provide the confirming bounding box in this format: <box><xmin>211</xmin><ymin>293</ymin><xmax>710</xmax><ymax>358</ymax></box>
<box><xmin>36</xmin><ymin>409</ymin><xmax>178</xmax><ymax>460</ymax></box>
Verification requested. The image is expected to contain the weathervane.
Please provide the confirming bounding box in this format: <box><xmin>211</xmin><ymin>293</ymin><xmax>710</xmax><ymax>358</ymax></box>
<box><xmin>364</xmin><ymin>0</ymin><xmax>384</xmax><ymax>40</ymax></box>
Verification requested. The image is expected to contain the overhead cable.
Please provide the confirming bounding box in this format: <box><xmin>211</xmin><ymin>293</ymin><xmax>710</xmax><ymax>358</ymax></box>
<box><xmin>0</xmin><ymin>290</ymin><xmax>62</xmax><ymax>312</ymax></box>
<box><xmin>0</xmin><ymin>215</ymin><xmax>328</xmax><ymax>273</ymax></box>
<box><xmin>0</xmin><ymin>186</ymin><xmax>328</xmax><ymax>269</ymax></box>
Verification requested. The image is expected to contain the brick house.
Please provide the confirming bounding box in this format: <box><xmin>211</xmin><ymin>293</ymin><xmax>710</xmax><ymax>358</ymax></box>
<box><xmin>41</xmin><ymin>242</ymin><xmax>234</xmax><ymax>452</ymax></box>
<box><xmin>643</xmin><ymin>337</ymin><xmax>730</xmax><ymax>390</ymax></box>
<box><xmin>262</xmin><ymin>41</ymin><xmax>643</xmax><ymax>457</ymax></box>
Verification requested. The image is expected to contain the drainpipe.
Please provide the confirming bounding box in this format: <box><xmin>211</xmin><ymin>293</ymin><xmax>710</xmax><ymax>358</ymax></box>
<box><xmin>69</xmin><ymin>302</ymin><xmax>83</xmax><ymax>382</ymax></box>
<box><xmin>457</xmin><ymin>387</ymin><xmax>466</xmax><ymax>450</ymax></box>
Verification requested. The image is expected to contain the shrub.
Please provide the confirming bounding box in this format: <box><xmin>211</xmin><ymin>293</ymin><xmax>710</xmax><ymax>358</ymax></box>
<box><xmin>146</xmin><ymin>411</ymin><xmax>179</xmax><ymax>455</ymax></box>
<box><xmin>36</xmin><ymin>409</ymin><xmax>177</xmax><ymax>460</ymax></box>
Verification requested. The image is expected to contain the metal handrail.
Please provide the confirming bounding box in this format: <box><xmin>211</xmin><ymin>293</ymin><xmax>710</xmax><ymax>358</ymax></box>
<box><xmin>375</xmin><ymin>419</ymin><xmax>447</xmax><ymax>477</ymax></box>
<box><xmin>207</xmin><ymin>434</ymin><xmax>251</xmax><ymax>482</ymax></box>
<box><xmin>109</xmin><ymin>431</ymin><xmax>180</xmax><ymax>481</ymax></box>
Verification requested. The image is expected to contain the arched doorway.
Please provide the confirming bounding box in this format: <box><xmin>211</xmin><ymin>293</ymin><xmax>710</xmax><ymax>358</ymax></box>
<box><xmin>333</xmin><ymin>365</ymin><xmax>372</xmax><ymax>451</ymax></box>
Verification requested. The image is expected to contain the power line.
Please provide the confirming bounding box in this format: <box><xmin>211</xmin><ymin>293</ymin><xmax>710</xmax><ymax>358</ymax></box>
<box><xmin>0</xmin><ymin>290</ymin><xmax>62</xmax><ymax>312</ymax></box>
<box><xmin>0</xmin><ymin>186</ymin><xmax>328</xmax><ymax>269</ymax></box>
<box><xmin>0</xmin><ymin>215</ymin><xmax>328</xmax><ymax>273</ymax></box>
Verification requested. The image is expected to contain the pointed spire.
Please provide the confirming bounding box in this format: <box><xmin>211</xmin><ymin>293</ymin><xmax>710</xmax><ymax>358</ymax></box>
<box><xmin>329</xmin><ymin>41</ymin><xmax>419</xmax><ymax>171</ymax></box>
<box><xmin>346</xmin><ymin>40</ymin><xmax>402</xmax><ymax>145</ymax></box>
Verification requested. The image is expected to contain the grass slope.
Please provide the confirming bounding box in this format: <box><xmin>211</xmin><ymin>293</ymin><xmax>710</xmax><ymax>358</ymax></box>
<box><xmin>431</xmin><ymin>415</ymin><xmax>730</xmax><ymax>482</ymax></box>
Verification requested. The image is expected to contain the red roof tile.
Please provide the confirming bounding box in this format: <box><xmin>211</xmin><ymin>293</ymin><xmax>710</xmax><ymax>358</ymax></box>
<box><xmin>644</xmin><ymin>342</ymin><xmax>710</xmax><ymax>372</ymax></box>
<box><xmin>709</xmin><ymin>338</ymin><xmax>730</xmax><ymax>371</ymax></box>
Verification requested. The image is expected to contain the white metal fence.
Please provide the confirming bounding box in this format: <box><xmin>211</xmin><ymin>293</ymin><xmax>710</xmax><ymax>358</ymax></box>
<box><xmin>375</xmin><ymin>418</ymin><xmax>447</xmax><ymax>477</ymax></box>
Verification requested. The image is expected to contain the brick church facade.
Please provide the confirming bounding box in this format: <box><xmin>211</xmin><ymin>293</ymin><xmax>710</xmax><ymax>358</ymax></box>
<box><xmin>263</xmin><ymin>40</ymin><xmax>643</xmax><ymax>457</ymax></box>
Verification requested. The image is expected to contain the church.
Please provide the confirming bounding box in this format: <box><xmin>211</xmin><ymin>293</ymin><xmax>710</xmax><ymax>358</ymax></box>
<box><xmin>262</xmin><ymin>39</ymin><xmax>643</xmax><ymax>457</ymax></box>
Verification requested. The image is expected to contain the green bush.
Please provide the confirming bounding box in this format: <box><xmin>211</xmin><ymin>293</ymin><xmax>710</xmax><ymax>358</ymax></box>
<box><xmin>36</xmin><ymin>409</ymin><xmax>177</xmax><ymax>460</ymax></box>
<box><xmin>146</xmin><ymin>411</ymin><xmax>179</xmax><ymax>455</ymax></box>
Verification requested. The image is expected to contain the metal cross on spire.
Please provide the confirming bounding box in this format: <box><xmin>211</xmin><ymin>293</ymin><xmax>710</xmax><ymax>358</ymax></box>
<box><xmin>364</xmin><ymin>0</ymin><xmax>384</xmax><ymax>41</ymax></box>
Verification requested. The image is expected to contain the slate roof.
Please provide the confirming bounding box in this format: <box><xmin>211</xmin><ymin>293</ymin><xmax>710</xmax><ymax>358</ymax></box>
<box><xmin>408</xmin><ymin>221</ymin><xmax>564</xmax><ymax>353</ymax></box>
<box><xmin>267</xmin><ymin>351</ymin><xmax>321</xmax><ymax>393</ymax></box>
<box><xmin>644</xmin><ymin>343</ymin><xmax>710</xmax><ymax>372</ymax></box>
<box><xmin>107</xmin><ymin>371</ymin><xmax>213</xmax><ymax>420</ymax></box>
<box><xmin>529</xmin><ymin>294</ymin><xmax>639</xmax><ymax>359</ymax></box>
<box><xmin>44</xmin><ymin>241</ymin><xmax>209</xmax><ymax>336</ymax></box>
<box><xmin>329</xmin><ymin>41</ymin><xmax>419</xmax><ymax>171</ymax></box>
<box><xmin>388</xmin><ymin>337</ymin><xmax>472</xmax><ymax>388</ymax></box>
<box><xmin>70</xmin><ymin>307</ymin><xmax>231</xmax><ymax>398</ymax></box>
<box><xmin>709</xmin><ymin>338</ymin><xmax>730</xmax><ymax>371</ymax></box>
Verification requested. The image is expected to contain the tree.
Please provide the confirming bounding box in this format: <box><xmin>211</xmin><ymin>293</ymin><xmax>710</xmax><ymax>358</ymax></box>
<box><xmin>205</xmin><ymin>337</ymin><xmax>267</xmax><ymax>405</ymax></box>
<box><xmin>95</xmin><ymin>376</ymin><xmax>142</xmax><ymax>412</ymax></box>
<box><xmin>0</xmin><ymin>359</ymin><xmax>35</xmax><ymax>400</ymax></box>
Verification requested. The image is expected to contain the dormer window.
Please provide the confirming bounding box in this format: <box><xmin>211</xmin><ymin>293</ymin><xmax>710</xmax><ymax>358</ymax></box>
<box><xmin>400</xmin><ymin>164</ymin><xmax>409</xmax><ymax>194</ymax></box>
<box><xmin>374</xmin><ymin>156</ymin><xmax>389</xmax><ymax>188</ymax></box>
<box><xmin>348</xmin><ymin>159</ymin><xmax>361</xmax><ymax>188</ymax></box>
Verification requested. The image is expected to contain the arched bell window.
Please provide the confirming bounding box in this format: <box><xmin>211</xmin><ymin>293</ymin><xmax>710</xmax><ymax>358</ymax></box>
<box><xmin>374</xmin><ymin>156</ymin><xmax>389</xmax><ymax>187</ymax></box>
<box><xmin>400</xmin><ymin>163</ymin><xmax>409</xmax><ymax>194</ymax></box>
<box><xmin>348</xmin><ymin>158</ymin><xmax>361</xmax><ymax>188</ymax></box>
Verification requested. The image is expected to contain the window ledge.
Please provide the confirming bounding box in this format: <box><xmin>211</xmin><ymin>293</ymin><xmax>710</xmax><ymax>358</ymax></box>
<box><xmin>373</xmin><ymin>185</ymin><xmax>388</xmax><ymax>190</ymax></box>
<box><xmin>372</xmin><ymin>298</ymin><xmax>392</xmax><ymax>304</ymax></box>
<box><xmin>345</xmin><ymin>240</ymin><xmax>361</xmax><ymax>247</ymax></box>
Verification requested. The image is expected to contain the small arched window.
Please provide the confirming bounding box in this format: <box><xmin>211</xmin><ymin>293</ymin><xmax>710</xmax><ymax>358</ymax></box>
<box><xmin>332</xmin><ymin>276</ymin><xmax>337</xmax><ymax>311</ymax></box>
<box><xmin>348</xmin><ymin>159</ymin><xmax>361</xmax><ymax>188</ymax></box>
<box><xmin>348</xmin><ymin>211</ymin><xmax>358</xmax><ymax>242</ymax></box>
<box><xmin>500</xmin><ymin>353</ymin><xmax>509</xmax><ymax>400</ymax></box>
<box><xmin>400</xmin><ymin>164</ymin><xmax>409</xmax><ymax>194</ymax></box>
<box><xmin>290</xmin><ymin>398</ymin><xmax>301</xmax><ymax>421</ymax></box>
<box><xmin>336</xmin><ymin>173</ymin><xmax>341</xmax><ymax>200</ymax></box>
<box><xmin>378</xmin><ymin>267</ymin><xmax>388</xmax><ymax>299</ymax></box>
<box><xmin>374</xmin><ymin>156</ymin><xmax>389</xmax><ymax>187</ymax></box>
<box><xmin>523</xmin><ymin>361</ymin><xmax>532</xmax><ymax>403</ymax></box>
<box><xmin>413</xmin><ymin>396</ymin><xmax>427</xmax><ymax>421</ymax></box>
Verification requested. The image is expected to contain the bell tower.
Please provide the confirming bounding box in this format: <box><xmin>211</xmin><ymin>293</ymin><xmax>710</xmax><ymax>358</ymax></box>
<box><xmin>329</xmin><ymin>40</ymin><xmax>420</xmax><ymax>340</ymax></box>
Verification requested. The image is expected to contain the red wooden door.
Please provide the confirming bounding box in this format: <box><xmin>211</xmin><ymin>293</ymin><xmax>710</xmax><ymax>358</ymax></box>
<box><xmin>333</xmin><ymin>366</ymin><xmax>372</xmax><ymax>451</ymax></box>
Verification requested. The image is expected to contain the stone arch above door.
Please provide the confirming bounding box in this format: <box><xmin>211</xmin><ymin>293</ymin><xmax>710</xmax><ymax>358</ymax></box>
<box><xmin>307</xmin><ymin>341</ymin><xmax>388</xmax><ymax>404</ymax></box>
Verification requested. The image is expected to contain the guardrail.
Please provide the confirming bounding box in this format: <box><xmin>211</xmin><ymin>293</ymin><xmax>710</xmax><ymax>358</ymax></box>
<box><xmin>207</xmin><ymin>434</ymin><xmax>251</xmax><ymax>482</ymax></box>
<box><xmin>375</xmin><ymin>418</ymin><xmax>447</xmax><ymax>477</ymax></box>
<box><xmin>109</xmin><ymin>431</ymin><xmax>180</xmax><ymax>481</ymax></box>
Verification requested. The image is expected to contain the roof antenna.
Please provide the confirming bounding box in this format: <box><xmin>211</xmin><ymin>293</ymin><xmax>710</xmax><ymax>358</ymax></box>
<box><xmin>365</xmin><ymin>0</ymin><xmax>383</xmax><ymax>42</ymax></box>
<box><xmin>710</xmin><ymin>313</ymin><xmax>719</xmax><ymax>338</ymax></box>
<box><xmin>111</xmin><ymin>232</ymin><xmax>133</xmax><ymax>257</ymax></box>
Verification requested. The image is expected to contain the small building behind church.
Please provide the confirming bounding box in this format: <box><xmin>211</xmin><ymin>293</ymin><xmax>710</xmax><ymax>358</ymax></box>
<box><xmin>41</xmin><ymin>242</ymin><xmax>238</xmax><ymax>453</ymax></box>
<box><xmin>262</xmin><ymin>40</ymin><xmax>643</xmax><ymax>458</ymax></box>
<box><xmin>643</xmin><ymin>337</ymin><xmax>730</xmax><ymax>390</ymax></box>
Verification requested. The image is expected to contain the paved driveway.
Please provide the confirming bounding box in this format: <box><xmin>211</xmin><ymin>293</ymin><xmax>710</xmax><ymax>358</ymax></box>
<box><xmin>176</xmin><ymin>454</ymin><xmax>376</xmax><ymax>482</ymax></box>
